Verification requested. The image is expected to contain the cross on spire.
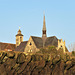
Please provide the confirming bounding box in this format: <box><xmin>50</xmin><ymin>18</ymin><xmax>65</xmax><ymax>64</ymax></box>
<box><xmin>19</xmin><ymin>26</ymin><xmax>21</xmax><ymax>29</ymax></box>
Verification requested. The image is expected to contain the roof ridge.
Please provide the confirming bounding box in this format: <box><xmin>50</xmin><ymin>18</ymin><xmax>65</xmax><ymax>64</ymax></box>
<box><xmin>31</xmin><ymin>36</ymin><xmax>42</xmax><ymax>38</ymax></box>
<box><xmin>47</xmin><ymin>36</ymin><xmax>56</xmax><ymax>38</ymax></box>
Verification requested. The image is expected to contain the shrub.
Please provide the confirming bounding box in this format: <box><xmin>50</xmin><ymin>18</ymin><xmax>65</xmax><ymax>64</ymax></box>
<box><xmin>39</xmin><ymin>46</ymin><xmax>57</xmax><ymax>54</ymax></box>
<box><xmin>72</xmin><ymin>51</ymin><xmax>75</xmax><ymax>56</ymax></box>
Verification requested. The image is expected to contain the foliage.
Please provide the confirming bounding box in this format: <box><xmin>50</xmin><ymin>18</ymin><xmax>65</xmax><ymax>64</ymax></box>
<box><xmin>68</xmin><ymin>42</ymin><xmax>75</xmax><ymax>52</ymax></box>
<box><xmin>65</xmin><ymin>53</ymin><xmax>70</xmax><ymax>61</ymax></box>
<box><xmin>39</xmin><ymin>46</ymin><xmax>57</xmax><ymax>54</ymax></box>
<box><xmin>72</xmin><ymin>51</ymin><xmax>75</xmax><ymax>56</ymax></box>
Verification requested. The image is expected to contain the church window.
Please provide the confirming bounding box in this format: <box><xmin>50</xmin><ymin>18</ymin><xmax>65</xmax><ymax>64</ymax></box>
<box><xmin>20</xmin><ymin>37</ymin><xmax>22</xmax><ymax>42</ymax></box>
<box><xmin>28</xmin><ymin>50</ymin><xmax>32</xmax><ymax>52</ymax></box>
<box><xmin>61</xmin><ymin>45</ymin><xmax>62</xmax><ymax>47</ymax></box>
<box><xmin>30</xmin><ymin>50</ymin><xmax>32</xmax><ymax>52</ymax></box>
<box><xmin>30</xmin><ymin>42</ymin><xmax>32</xmax><ymax>46</ymax></box>
<box><xmin>43</xmin><ymin>30</ymin><xmax>46</xmax><ymax>34</ymax></box>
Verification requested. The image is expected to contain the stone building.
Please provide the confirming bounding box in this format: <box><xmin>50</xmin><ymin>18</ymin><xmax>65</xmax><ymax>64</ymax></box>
<box><xmin>15</xmin><ymin>15</ymin><xmax>67</xmax><ymax>53</ymax></box>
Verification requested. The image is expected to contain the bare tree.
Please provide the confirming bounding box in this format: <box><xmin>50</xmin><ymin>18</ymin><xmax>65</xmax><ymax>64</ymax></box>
<box><xmin>68</xmin><ymin>42</ymin><xmax>75</xmax><ymax>52</ymax></box>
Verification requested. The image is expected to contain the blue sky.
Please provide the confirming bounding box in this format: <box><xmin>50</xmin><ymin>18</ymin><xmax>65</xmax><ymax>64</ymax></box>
<box><xmin>0</xmin><ymin>0</ymin><xmax>75</xmax><ymax>50</ymax></box>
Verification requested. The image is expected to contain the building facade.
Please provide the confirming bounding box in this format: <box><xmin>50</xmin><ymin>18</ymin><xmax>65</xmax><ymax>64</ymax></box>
<box><xmin>15</xmin><ymin>15</ymin><xmax>67</xmax><ymax>53</ymax></box>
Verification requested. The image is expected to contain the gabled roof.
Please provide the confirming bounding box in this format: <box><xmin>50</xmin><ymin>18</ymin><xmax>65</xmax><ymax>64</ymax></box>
<box><xmin>30</xmin><ymin>36</ymin><xmax>58</xmax><ymax>48</ymax></box>
<box><xmin>0</xmin><ymin>42</ymin><xmax>16</xmax><ymax>51</ymax></box>
<box><xmin>45</xmin><ymin>36</ymin><xmax>58</xmax><ymax>47</ymax></box>
<box><xmin>16</xmin><ymin>29</ymin><xmax>23</xmax><ymax>36</ymax></box>
<box><xmin>31</xmin><ymin>36</ymin><xmax>43</xmax><ymax>48</ymax></box>
<box><xmin>15</xmin><ymin>36</ymin><xmax>59</xmax><ymax>52</ymax></box>
<box><xmin>16</xmin><ymin>34</ymin><xmax>23</xmax><ymax>36</ymax></box>
<box><xmin>15</xmin><ymin>41</ymin><xmax>28</xmax><ymax>52</ymax></box>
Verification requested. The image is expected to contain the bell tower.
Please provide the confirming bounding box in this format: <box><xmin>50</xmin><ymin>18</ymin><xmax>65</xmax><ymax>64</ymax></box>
<box><xmin>16</xmin><ymin>27</ymin><xmax>23</xmax><ymax>47</ymax></box>
<box><xmin>42</xmin><ymin>15</ymin><xmax>47</xmax><ymax>47</ymax></box>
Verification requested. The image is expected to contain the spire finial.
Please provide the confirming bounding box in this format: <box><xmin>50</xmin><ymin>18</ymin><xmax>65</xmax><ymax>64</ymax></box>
<box><xmin>43</xmin><ymin>11</ymin><xmax>45</xmax><ymax>16</ymax></box>
<box><xmin>19</xmin><ymin>26</ymin><xmax>21</xmax><ymax>29</ymax></box>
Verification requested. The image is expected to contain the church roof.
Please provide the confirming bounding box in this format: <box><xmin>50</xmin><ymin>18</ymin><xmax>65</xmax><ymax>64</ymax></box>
<box><xmin>16</xmin><ymin>34</ymin><xmax>23</xmax><ymax>36</ymax></box>
<box><xmin>31</xmin><ymin>36</ymin><xmax>43</xmax><ymax>48</ymax></box>
<box><xmin>0</xmin><ymin>42</ymin><xmax>16</xmax><ymax>51</ymax></box>
<box><xmin>15</xmin><ymin>36</ymin><xmax>59</xmax><ymax>52</ymax></box>
<box><xmin>16</xmin><ymin>29</ymin><xmax>23</xmax><ymax>36</ymax></box>
<box><xmin>15</xmin><ymin>41</ymin><xmax>28</xmax><ymax>52</ymax></box>
<box><xmin>45</xmin><ymin>36</ymin><xmax>58</xmax><ymax>47</ymax></box>
<box><xmin>31</xmin><ymin>36</ymin><xmax>58</xmax><ymax>48</ymax></box>
<box><xmin>18</xmin><ymin>29</ymin><xmax>21</xmax><ymax>32</ymax></box>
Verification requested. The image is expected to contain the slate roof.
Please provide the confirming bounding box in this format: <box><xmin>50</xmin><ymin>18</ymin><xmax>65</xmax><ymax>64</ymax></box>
<box><xmin>31</xmin><ymin>36</ymin><xmax>58</xmax><ymax>48</ymax></box>
<box><xmin>16</xmin><ymin>34</ymin><xmax>23</xmax><ymax>36</ymax></box>
<box><xmin>31</xmin><ymin>36</ymin><xmax>43</xmax><ymax>48</ymax></box>
<box><xmin>45</xmin><ymin>36</ymin><xmax>58</xmax><ymax>47</ymax></box>
<box><xmin>15</xmin><ymin>36</ymin><xmax>58</xmax><ymax>52</ymax></box>
<box><xmin>0</xmin><ymin>42</ymin><xmax>16</xmax><ymax>51</ymax></box>
<box><xmin>15</xmin><ymin>41</ymin><xmax>28</xmax><ymax>52</ymax></box>
<box><xmin>14</xmin><ymin>36</ymin><xmax>68</xmax><ymax>52</ymax></box>
<box><xmin>16</xmin><ymin>29</ymin><xmax>23</xmax><ymax>36</ymax></box>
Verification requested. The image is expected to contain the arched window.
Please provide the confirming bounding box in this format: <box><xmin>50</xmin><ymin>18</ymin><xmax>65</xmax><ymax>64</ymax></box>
<box><xmin>28</xmin><ymin>50</ymin><xmax>32</xmax><ymax>52</ymax></box>
<box><xmin>43</xmin><ymin>30</ymin><xmax>46</xmax><ymax>34</ymax></box>
<box><xmin>61</xmin><ymin>45</ymin><xmax>62</xmax><ymax>47</ymax></box>
<box><xmin>20</xmin><ymin>37</ymin><xmax>22</xmax><ymax>42</ymax></box>
<box><xmin>30</xmin><ymin>42</ymin><xmax>32</xmax><ymax>46</ymax></box>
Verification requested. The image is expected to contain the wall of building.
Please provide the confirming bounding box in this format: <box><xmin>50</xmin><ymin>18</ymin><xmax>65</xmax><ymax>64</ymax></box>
<box><xmin>16</xmin><ymin>36</ymin><xmax>23</xmax><ymax>47</ymax></box>
<box><xmin>57</xmin><ymin>39</ymin><xmax>65</xmax><ymax>53</ymax></box>
<box><xmin>24</xmin><ymin>36</ymin><xmax>39</xmax><ymax>53</ymax></box>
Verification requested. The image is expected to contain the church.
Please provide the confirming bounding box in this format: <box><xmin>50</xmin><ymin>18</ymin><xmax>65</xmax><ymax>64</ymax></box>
<box><xmin>15</xmin><ymin>15</ymin><xmax>67</xmax><ymax>53</ymax></box>
<box><xmin>0</xmin><ymin>15</ymin><xmax>68</xmax><ymax>53</ymax></box>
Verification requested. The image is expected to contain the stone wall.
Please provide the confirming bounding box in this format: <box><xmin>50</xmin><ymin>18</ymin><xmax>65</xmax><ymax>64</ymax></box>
<box><xmin>24</xmin><ymin>36</ymin><xmax>39</xmax><ymax>53</ymax></box>
<box><xmin>57</xmin><ymin>39</ymin><xmax>65</xmax><ymax>53</ymax></box>
<box><xmin>16</xmin><ymin>36</ymin><xmax>23</xmax><ymax>47</ymax></box>
<box><xmin>0</xmin><ymin>51</ymin><xmax>75</xmax><ymax>75</ymax></box>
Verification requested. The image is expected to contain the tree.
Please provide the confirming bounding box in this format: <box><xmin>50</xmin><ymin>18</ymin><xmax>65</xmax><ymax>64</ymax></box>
<box><xmin>68</xmin><ymin>42</ymin><xmax>75</xmax><ymax>52</ymax></box>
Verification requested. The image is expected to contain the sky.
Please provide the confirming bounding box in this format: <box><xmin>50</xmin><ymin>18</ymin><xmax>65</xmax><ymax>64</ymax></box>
<box><xmin>0</xmin><ymin>0</ymin><xmax>75</xmax><ymax>50</ymax></box>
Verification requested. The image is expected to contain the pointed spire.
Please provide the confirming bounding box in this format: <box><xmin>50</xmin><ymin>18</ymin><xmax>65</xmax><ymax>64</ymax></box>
<box><xmin>18</xmin><ymin>26</ymin><xmax>21</xmax><ymax>34</ymax></box>
<box><xmin>42</xmin><ymin>13</ymin><xmax>47</xmax><ymax>47</ymax></box>
<box><xmin>43</xmin><ymin>15</ymin><xmax>46</xmax><ymax>30</ymax></box>
<box><xmin>16</xmin><ymin>27</ymin><xmax>23</xmax><ymax>36</ymax></box>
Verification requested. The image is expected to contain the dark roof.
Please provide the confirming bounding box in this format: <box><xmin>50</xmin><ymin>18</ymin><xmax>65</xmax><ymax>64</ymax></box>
<box><xmin>0</xmin><ymin>42</ymin><xmax>16</xmax><ymax>51</ymax></box>
<box><xmin>45</xmin><ymin>36</ymin><xmax>58</xmax><ymax>47</ymax></box>
<box><xmin>16</xmin><ymin>34</ymin><xmax>23</xmax><ymax>36</ymax></box>
<box><xmin>31</xmin><ymin>36</ymin><xmax>58</xmax><ymax>48</ymax></box>
<box><xmin>15</xmin><ymin>41</ymin><xmax>28</xmax><ymax>52</ymax></box>
<box><xmin>31</xmin><ymin>36</ymin><xmax>43</xmax><ymax>48</ymax></box>
<box><xmin>18</xmin><ymin>29</ymin><xmax>21</xmax><ymax>32</ymax></box>
<box><xmin>14</xmin><ymin>36</ymin><xmax>68</xmax><ymax>52</ymax></box>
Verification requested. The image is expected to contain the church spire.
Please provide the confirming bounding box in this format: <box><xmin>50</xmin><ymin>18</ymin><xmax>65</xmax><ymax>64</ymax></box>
<box><xmin>16</xmin><ymin>27</ymin><xmax>23</xmax><ymax>47</ymax></box>
<box><xmin>42</xmin><ymin>14</ymin><xmax>47</xmax><ymax>47</ymax></box>
<box><xmin>43</xmin><ymin>15</ymin><xmax>46</xmax><ymax>31</ymax></box>
<box><xmin>42</xmin><ymin>14</ymin><xmax>47</xmax><ymax>37</ymax></box>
